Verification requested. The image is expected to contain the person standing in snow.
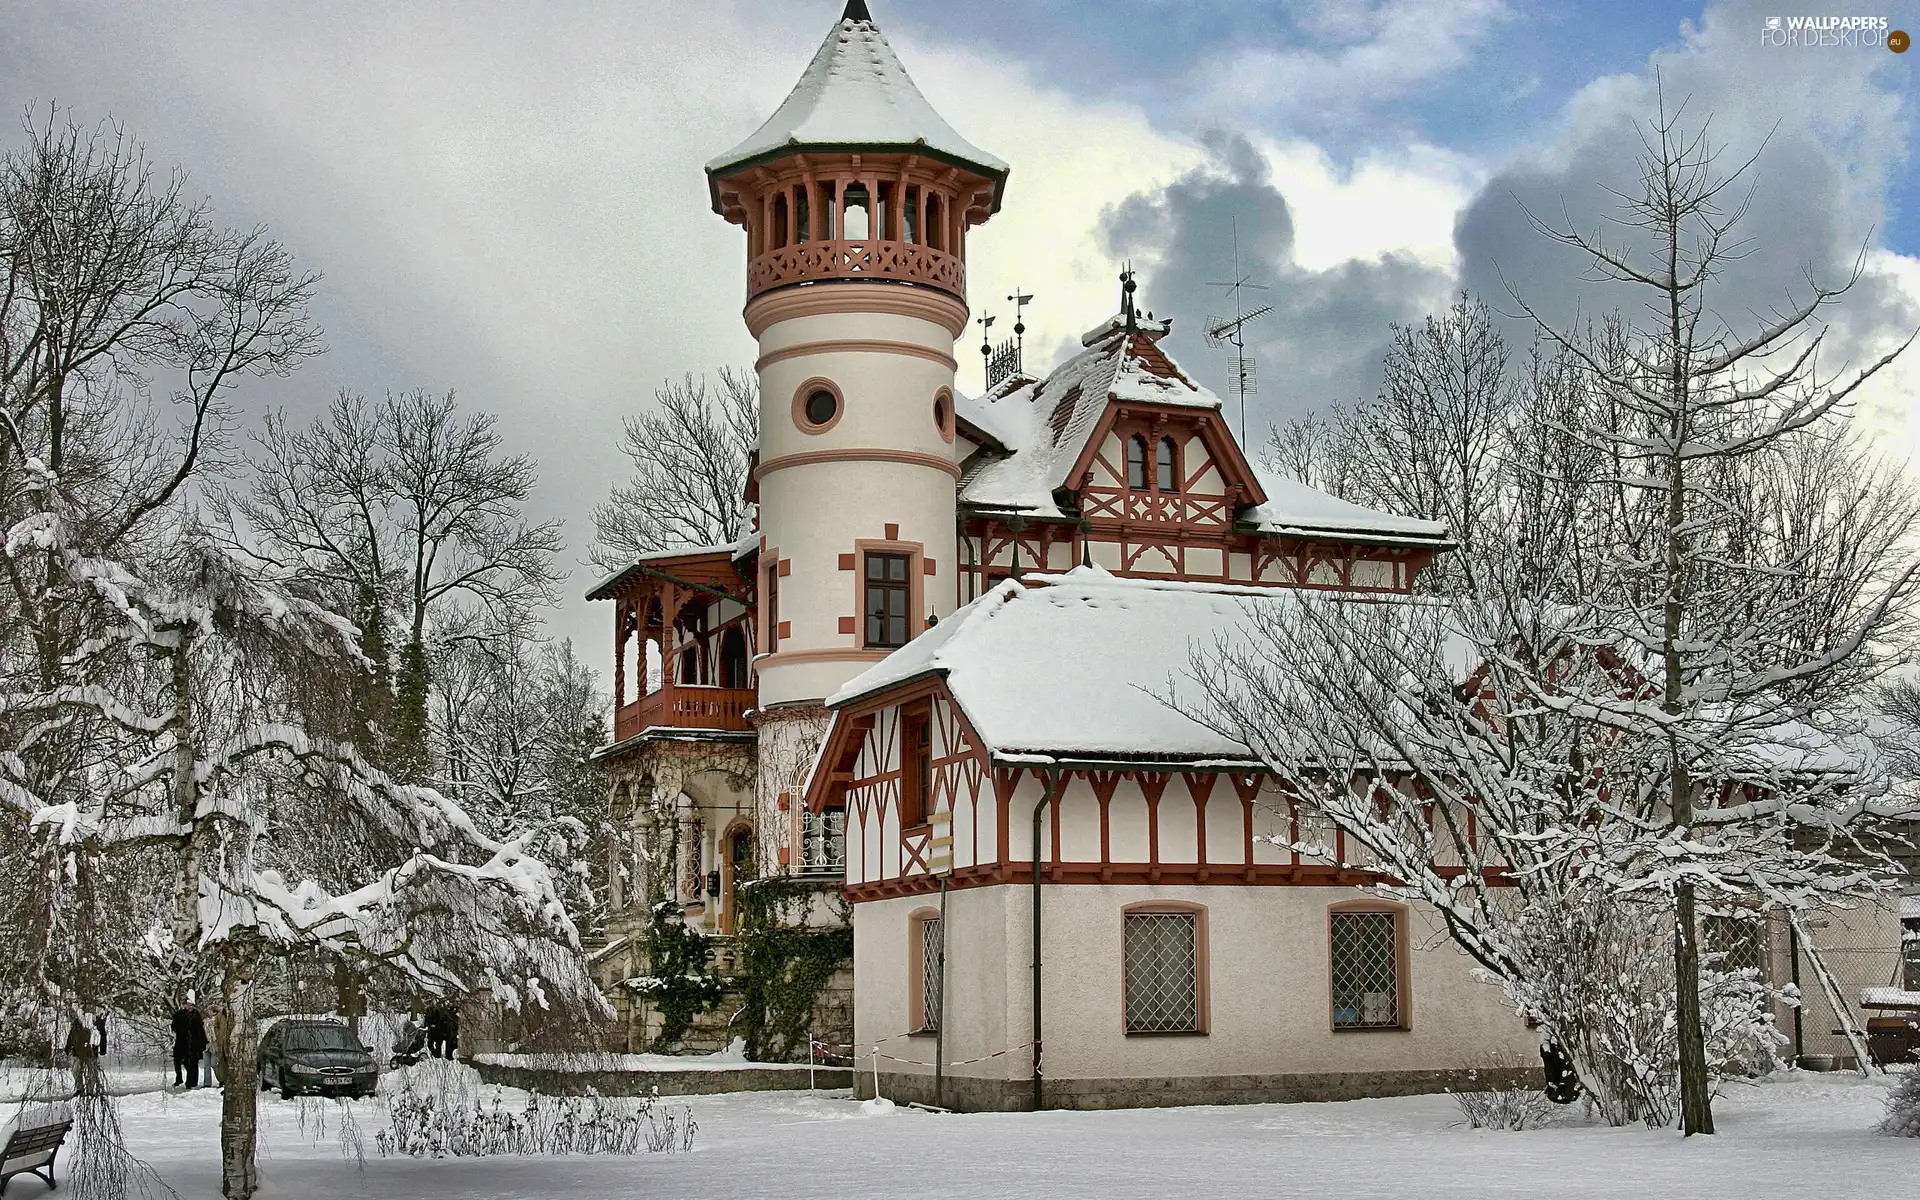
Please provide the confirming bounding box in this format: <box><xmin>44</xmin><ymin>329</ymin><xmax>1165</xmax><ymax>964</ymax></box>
<box><xmin>64</xmin><ymin>1011</ymin><xmax>95</xmax><ymax>1062</ymax></box>
<box><xmin>93</xmin><ymin>1009</ymin><xmax>108</xmax><ymax>1056</ymax></box>
<box><xmin>171</xmin><ymin>998</ymin><xmax>207</xmax><ymax>1088</ymax></box>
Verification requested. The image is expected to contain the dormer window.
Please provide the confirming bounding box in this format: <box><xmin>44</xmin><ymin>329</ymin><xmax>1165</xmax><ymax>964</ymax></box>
<box><xmin>1157</xmin><ymin>437</ymin><xmax>1180</xmax><ymax>493</ymax></box>
<box><xmin>1126</xmin><ymin>435</ymin><xmax>1149</xmax><ymax>490</ymax></box>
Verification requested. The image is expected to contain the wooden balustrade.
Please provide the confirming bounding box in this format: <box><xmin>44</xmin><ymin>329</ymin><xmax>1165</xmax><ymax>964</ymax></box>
<box><xmin>747</xmin><ymin>238</ymin><xmax>964</xmax><ymax>302</ymax></box>
<box><xmin>615</xmin><ymin>685</ymin><xmax>757</xmax><ymax>742</ymax></box>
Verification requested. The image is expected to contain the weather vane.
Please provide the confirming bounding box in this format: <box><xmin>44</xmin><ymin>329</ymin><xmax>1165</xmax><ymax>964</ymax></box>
<box><xmin>1204</xmin><ymin>219</ymin><xmax>1273</xmax><ymax>445</ymax></box>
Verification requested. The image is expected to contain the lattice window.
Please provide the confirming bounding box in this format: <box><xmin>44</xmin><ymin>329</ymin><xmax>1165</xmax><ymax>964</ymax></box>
<box><xmin>801</xmin><ymin>808</ymin><xmax>845</xmax><ymax>873</ymax></box>
<box><xmin>918</xmin><ymin>917</ymin><xmax>944</xmax><ymax>1033</ymax></box>
<box><xmin>1124</xmin><ymin>912</ymin><xmax>1199</xmax><ymax>1033</ymax></box>
<box><xmin>1331</xmin><ymin>911</ymin><xmax>1401</xmax><ymax>1029</ymax></box>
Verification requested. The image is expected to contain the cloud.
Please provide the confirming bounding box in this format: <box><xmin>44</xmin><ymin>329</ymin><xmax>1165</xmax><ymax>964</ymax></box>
<box><xmin>1097</xmin><ymin>131</ymin><xmax>1462</xmax><ymax>431</ymax></box>
<box><xmin>1186</xmin><ymin>0</ymin><xmax>1515</xmax><ymax>136</ymax></box>
<box><xmin>1453</xmin><ymin>0</ymin><xmax>1920</xmax><ymax>450</ymax></box>
<box><xmin>0</xmin><ymin>0</ymin><xmax>1203</xmax><ymax>655</ymax></box>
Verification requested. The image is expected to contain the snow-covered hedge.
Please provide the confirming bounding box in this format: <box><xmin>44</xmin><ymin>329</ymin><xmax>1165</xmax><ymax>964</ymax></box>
<box><xmin>374</xmin><ymin>1060</ymin><xmax>696</xmax><ymax>1157</ymax></box>
<box><xmin>1880</xmin><ymin>1069</ymin><xmax>1920</xmax><ymax>1138</ymax></box>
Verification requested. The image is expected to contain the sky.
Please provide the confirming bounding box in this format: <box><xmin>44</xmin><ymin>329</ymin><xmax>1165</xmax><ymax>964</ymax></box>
<box><xmin>3</xmin><ymin>0</ymin><xmax>1918</xmax><ymax>670</ymax></box>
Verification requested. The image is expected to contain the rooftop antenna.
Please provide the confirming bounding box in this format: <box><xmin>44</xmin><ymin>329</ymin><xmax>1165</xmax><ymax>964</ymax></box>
<box><xmin>1204</xmin><ymin>218</ymin><xmax>1273</xmax><ymax>446</ymax></box>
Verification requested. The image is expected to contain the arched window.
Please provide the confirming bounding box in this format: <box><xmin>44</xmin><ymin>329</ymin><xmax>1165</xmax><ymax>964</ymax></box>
<box><xmin>1156</xmin><ymin>437</ymin><xmax>1180</xmax><ymax>492</ymax></box>
<box><xmin>719</xmin><ymin>626</ymin><xmax>749</xmax><ymax>689</ymax></box>
<box><xmin>843</xmin><ymin>182</ymin><xmax>871</xmax><ymax>240</ymax></box>
<box><xmin>1126</xmin><ymin>435</ymin><xmax>1149</xmax><ymax>490</ymax></box>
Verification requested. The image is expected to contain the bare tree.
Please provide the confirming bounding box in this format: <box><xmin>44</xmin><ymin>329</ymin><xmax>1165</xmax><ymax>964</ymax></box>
<box><xmin>1203</xmin><ymin>97</ymin><xmax>1920</xmax><ymax>1135</ymax></box>
<box><xmin>1509</xmin><ymin>94</ymin><xmax>1918</xmax><ymax>1135</ymax></box>
<box><xmin>590</xmin><ymin>368</ymin><xmax>757</xmax><ymax>571</ymax></box>
<box><xmin>1265</xmin><ymin>404</ymin><xmax>1359</xmax><ymax>499</ymax></box>
<box><xmin>431</xmin><ymin>623</ymin><xmax>610</xmax><ymax>923</ymax></box>
<box><xmin>0</xmin><ymin>108</ymin><xmax>319</xmax><ymax>1197</ymax></box>
<box><xmin>224</xmin><ymin>387</ymin><xmax>563</xmax><ymax>775</ymax></box>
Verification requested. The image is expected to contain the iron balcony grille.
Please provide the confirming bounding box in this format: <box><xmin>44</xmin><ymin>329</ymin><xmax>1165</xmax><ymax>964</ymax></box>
<box><xmin>1331</xmin><ymin>911</ymin><xmax>1399</xmax><ymax>1029</ymax></box>
<box><xmin>1125</xmin><ymin>912</ymin><xmax>1199</xmax><ymax>1033</ymax></box>
<box><xmin>801</xmin><ymin>809</ymin><xmax>846</xmax><ymax>873</ymax></box>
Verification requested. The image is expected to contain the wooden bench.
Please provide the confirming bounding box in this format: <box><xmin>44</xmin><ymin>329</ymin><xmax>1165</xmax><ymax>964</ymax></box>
<box><xmin>0</xmin><ymin>1105</ymin><xmax>72</xmax><ymax>1195</ymax></box>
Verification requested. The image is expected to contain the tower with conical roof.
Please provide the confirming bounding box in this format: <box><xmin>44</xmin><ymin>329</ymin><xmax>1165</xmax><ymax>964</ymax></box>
<box><xmin>707</xmin><ymin>1</ymin><xmax>1007</xmax><ymax>734</ymax></box>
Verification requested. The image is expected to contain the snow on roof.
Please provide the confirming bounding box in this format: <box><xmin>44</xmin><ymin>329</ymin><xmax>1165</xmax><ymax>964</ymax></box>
<box><xmin>1244</xmin><ymin>469</ymin><xmax>1450</xmax><ymax>544</ymax></box>
<box><xmin>956</xmin><ymin>322</ymin><xmax>1448</xmax><ymax>546</ymax></box>
<box><xmin>584</xmin><ymin>533</ymin><xmax>757</xmax><ymax>601</ymax></box>
<box><xmin>953</xmin><ymin>389</ymin><xmax>1018</xmax><ymax>453</ymax></box>
<box><xmin>1903</xmin><ymin>893</ymin><xmax>1920</xmax><ymax>921</ymax></box>
<box><xmin>959</xmin><ymin>319</ymin><xmax>1220</xmax><ymax>515</ymax></box>
<box><xmin>829</xmin><ymin>569</ymin><xmax>1877</xmax><ymax>774</ymax></box>
<box><xmin>706</xmin><ymin>7</ymin><xmax>1007</xmax><ymax>184</ymax></box>
<box><xmin>829</xmin><ymin>568</ymin><xmax>1286</xmax><ymax>763</ymax></box>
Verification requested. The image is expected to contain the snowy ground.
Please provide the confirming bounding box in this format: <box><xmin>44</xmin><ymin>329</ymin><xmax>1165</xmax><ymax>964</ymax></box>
<box><xmin>11</xmin><ymin>1070</ymin><xmax>1911</xmax><ymax>1199</ymax></box>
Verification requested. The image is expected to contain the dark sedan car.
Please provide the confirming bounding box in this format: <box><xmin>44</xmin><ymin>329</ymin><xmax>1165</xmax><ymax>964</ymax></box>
<box><xmin>257</xmin><ymin>1019</ymin><xmax>378</xmax><ymax>1098</ymax></box>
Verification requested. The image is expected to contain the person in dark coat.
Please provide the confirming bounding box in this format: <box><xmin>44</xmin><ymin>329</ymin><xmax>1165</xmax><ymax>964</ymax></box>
<box><xmin>424</xmin><ymin>1007</ymin><xmax>450</xmax><ymax>1060</ymax></box>
<box><xmin>93</xmin><ymin>1009</ymin><xmax>108</xmax><ymax>1056</ymax></box>
<box><xmin>171</xmin><ymin>999</ymin><xmax>207</xmax><ymax>1088</ymax></box>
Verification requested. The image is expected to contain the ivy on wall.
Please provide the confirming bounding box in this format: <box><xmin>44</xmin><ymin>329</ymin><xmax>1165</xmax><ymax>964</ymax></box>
<box><xmin>733</xmin><ymin>877</ymin><xmax>853</xmax><ymax>1063</ymax></box>
<box><xmin>635</xmin><ymin>901</ymin><xmax>724</xmax><ymax>1051</ymax></box>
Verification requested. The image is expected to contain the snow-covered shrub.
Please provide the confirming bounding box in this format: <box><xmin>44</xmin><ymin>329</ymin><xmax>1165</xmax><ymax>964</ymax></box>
<box><xmin>1449</xmin><ymin>1052</ymin><xmax>1555</xmax><ymax>1130</ymax></box>
<box><xmin>1503</xmin><ymin>894</ymin><xmax>1787</xmax><ymax>1128</ymax></box>
<box><xmin>374</xmin><ymin>1061</ymin><xmax>696</xmax><ymax>1157</ymax></box>
<box><xmin>1880</xmin><ymin>1069</ymin><xmax>1920</xmax><ymax>1138</ymax></box>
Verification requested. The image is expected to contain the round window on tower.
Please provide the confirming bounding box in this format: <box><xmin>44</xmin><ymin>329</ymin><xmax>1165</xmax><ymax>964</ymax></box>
<box><xmin>933</xmin><ymin>388</ymin><xmax>954</xmax><ymax>443</ymax></box>
<box><xmin>792</xmin><ymin>378</ymin><xmax>844</xmax><ymax>434</ymax></box>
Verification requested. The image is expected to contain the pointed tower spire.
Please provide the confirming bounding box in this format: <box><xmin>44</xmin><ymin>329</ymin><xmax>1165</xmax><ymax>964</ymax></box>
<box><xmin>842</xmin><ymin>0</ymin><xmax>874</xmax><ymax>22</ymax></box>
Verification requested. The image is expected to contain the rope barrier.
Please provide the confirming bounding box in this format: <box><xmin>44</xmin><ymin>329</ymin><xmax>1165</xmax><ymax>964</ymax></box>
<box><xmin>807</xmin><ymin>1034</ymin><xmax>1040</xmax><ymax>1091</ymax></box>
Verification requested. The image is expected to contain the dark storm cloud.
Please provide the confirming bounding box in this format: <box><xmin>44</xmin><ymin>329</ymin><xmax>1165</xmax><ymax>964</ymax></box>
<box><xmin>1099</xmin><ymin>131</ymin><xmax>1450</xmax><ymax>433</ymax></box>
<box><xmin>1455</xmin><ymin>0</ymin><xmax>1917</xmax><ymax>375</ymax></box>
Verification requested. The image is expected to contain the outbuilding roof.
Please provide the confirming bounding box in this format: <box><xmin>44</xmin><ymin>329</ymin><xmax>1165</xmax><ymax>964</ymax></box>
<box><xmin>828</xmin><ymin>568</ymin><xmax>1279</xmax><ymax>764</ymax></box>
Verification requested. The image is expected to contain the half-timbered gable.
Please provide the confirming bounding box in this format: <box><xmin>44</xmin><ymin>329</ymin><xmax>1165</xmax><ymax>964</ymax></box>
<box><xmin>808</xmin><ymin>569</ymin><xmax>1426</xmax><ymax>896</ymax></box>
<box><xmin>953</xmin><ymin>308</ymin><xmax>1452</xmax><ymax>604</ymax></box>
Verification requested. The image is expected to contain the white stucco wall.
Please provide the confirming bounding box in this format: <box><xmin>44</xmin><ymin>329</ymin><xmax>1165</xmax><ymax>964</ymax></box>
<box><xmin>853</xmin><ymin>883</ymin><xmax>1532</xmax><ymax>1088</ymax></box>
<box><xmin>756</xmin><ymin>302</ymin><xmax>961</xmax><ymax>708</ymax></box>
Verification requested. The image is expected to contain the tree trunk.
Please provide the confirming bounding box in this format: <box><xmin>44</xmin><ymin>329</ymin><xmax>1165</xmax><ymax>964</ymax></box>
<box><xmin>215</xmin><ymin>955</ymin><xmax>262</xmax><ymax>1200</ymax></box>
<box><xmin>169</xmin><ymin>638</ymin><xmax>203</xmax><ymax>949</ymax></box>
<box><xmin>1673</xmin><ymin>880</ymin><xmax>1715</xmax><ymax>1134</ymax></box>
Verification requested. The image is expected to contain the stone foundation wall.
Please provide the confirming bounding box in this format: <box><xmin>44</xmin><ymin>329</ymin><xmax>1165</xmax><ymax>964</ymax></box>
<box><xmin>858</xmin><ymin>1065</ymin><xmax>1545</xmax><ymax>1113</ymax></box>
<box><xmin>474</xmin><ymin>1059</ymin><xmax>852</xmax><ymax>1097</ymax></box>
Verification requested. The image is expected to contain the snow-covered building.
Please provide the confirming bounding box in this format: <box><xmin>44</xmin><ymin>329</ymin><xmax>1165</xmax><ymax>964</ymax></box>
<box><xmin>586</xmin><ymin>0</ymin><xmax>1534</xmax><ymax>1102</ymax></box>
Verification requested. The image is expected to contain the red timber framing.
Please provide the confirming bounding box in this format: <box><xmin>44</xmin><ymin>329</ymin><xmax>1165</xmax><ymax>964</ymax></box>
<box><xmin>590</xmin><ymin>549</ymin><xmax>758</xmax><ymax>741</ymax></box>
<box><xmin>957</xmin><ymin>397</ymin><xmax>1438</xmax><ymax>603</ymax></box>
<box><xmin>804</xmin><ymin>680</ymin><xmax>1492</xmax><ymax>905</ymax></box>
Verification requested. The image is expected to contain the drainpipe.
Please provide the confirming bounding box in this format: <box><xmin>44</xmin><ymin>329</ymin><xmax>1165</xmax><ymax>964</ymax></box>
<box><xmin>1032</xmin><ymin>765</ymin><xmax>1060</xmax><ymax>1112</ymax></box>
<box><xmin>935</xmin><ymin>874</ymin><xmax>948</xmax><ymax>1109</ymax></box>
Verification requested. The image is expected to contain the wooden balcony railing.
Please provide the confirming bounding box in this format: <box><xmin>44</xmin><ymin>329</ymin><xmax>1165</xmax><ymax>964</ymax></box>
<box><xmin>615</xmin><ymin>686</ymin><xmax>756</xmax><ymax>742</ymax></box>
<box><xmin>747</xmin><ymin>238</ymin><xmax>964</xmax><ymax>302</ymax></box>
